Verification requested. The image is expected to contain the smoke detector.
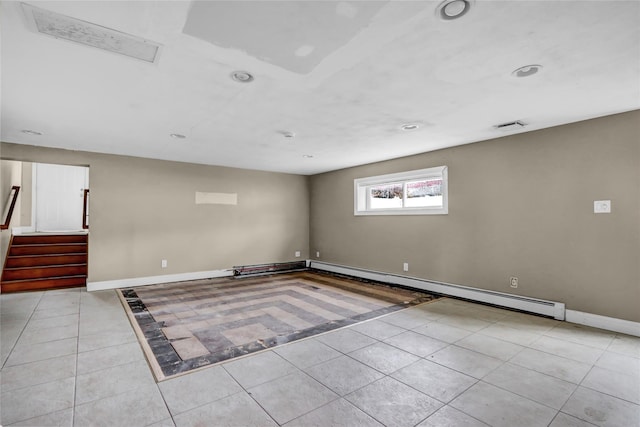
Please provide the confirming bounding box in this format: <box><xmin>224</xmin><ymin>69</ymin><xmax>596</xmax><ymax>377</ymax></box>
<box><xmin>22</xmin><ymin>3</ymin><xmax>161</xmax><ymax>63</ymax></box>
<box><xmin>494</xmin><ymin>120</ymin><xmax>527</xmax><ymax>132</ymax></box>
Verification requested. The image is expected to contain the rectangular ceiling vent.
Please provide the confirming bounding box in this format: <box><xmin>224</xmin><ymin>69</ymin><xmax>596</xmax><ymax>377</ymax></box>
<box><xmin>22</xmin><ymin>3</ymin><xmax>161</xmax><ymax>63</ymax></box>
<box><xmin>494</xmin><ymin>120</ymin><xmax>527</xmax><ymax>132</ymax></box>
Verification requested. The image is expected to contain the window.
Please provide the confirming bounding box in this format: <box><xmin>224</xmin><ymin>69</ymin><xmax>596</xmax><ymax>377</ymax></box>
<box><xmin>354</xmin><ymin>166</ymin><xmax>448</xmax><ymax>215</ymax></box>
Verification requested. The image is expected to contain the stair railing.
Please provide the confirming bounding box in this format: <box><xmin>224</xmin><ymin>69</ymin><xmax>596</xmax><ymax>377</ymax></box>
<box><xmin>1</xmin><ymin>186</ymin><xmax>20</xmax><ymax>230</ymax></box>
<box><xmin>82</xmin><ymin>189</ymin><xmax>90</xmax><ymax>229</ymax></box>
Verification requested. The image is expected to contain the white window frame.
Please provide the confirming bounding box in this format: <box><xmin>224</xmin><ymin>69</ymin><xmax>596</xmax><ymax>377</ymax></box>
<box><xmin>354</xmin><ymin>166</ymin><xmax>448</xmax><ymax>216</ymax></box>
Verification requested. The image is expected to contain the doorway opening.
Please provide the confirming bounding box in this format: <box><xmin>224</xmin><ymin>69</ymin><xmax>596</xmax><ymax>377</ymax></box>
<box><xmin>0</xmin><ymin>162</ymin><xmax>90</xmax><ymax>292</ymax></box>
<box><xmin>33</xmin><ymin>163</ymin><xmax>89</xmax><ymax>233</ymax></box>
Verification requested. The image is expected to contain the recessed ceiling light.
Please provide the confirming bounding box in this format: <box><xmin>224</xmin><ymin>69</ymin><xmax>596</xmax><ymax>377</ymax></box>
<box><xmin>170</xmin><ymin>133</ymin><xmax>186</xmax><ymax>139</ymax></box>
<box><xmin>21</xmin><ymin>129</ymin><xmax>42</xmax><ymax>136</ymax></box>
<box><xmin>231</xmin><ymin>71</ymin><xmax>254</xmax><ymax>83</ymax></box>
<box><xmin>401</xmin><ymin>124</ymin><xmax>420</xmax><ymax>131</ymax></box>
<box><xmin>436</xmin><ymin>0</ymin><xmax>474</xmax><ymax>20</ymax></box>
<box><xmin>512</xmin><ymin>64</ymin><xmax>543</xmax><ymax>78</ymax></box>
<box><xmin>302</xmin><ymin>154</ymin><xmax>314</xmax><ymax>158</ymax></box>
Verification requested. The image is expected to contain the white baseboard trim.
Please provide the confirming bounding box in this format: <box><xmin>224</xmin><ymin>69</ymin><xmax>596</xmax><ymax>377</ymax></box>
<box><xmin>86</xmin><ymin>261</ymin><xmax>639</xmax><ymax>337</ymax></box>
<box><xmin>12</xmin><ymin>227</ymin><xmax>87</xmax><ymax>235</ymax></box>
<box><xmin>566</xmin><ymin>310</ymin><xmax>640</xmax><ymax>337</ymax></box>
<box><xmin>87</xmin><ymin>269</ymin><xmax>234</xmax><ymax>292</ymax></box>
<box><xmin>11</xmin><ymin>226</ymin><xmax>35</xmax><ymax>234</ymax></box>
<box><xmin>310</xmin><ymin>261</ymin><xmax>565</xmax><ymax>320</ymax></box>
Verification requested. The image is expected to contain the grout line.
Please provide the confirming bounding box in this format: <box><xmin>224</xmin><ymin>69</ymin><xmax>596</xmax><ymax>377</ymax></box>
<box><xmin>0</xmin><ymin>291</ymin><xmax>77</xmax><ymax>425</ymax></box>
<box><xmin>0</xmin><ymin>292</ymin><xmax>45</xmax><ymax>370</ymax></box>
<box><xmin>4</xmin><ymin>286</ymin><xmax>630</xmax><ymax>425</ymax></box>
<box><xmin>71</xmin><ymin>290</ymin><xmax>82</xmax><ymax>427</ymax></box>
<box><xmin>154</xmin><ymin>376</ymin><xmax>177</xmax><ymax>426</ymax></box>
<box><xmin>220</xmin><ymin>356</ymin><xmax>285</xmax><ymax>427</ymax></box>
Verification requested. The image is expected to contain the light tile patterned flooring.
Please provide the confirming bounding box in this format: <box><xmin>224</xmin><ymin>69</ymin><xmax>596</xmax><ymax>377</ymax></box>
<box><xmin>1</xmin><ymin>286</ymin><xmax>639</xmax><ymax>426</ymax></box>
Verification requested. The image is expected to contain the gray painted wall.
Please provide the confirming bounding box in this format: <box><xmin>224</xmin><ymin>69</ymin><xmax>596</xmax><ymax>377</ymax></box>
<box><xmin>309</xmin><ymin>110</ymin><xmax>640</xmax><ymax>322</ymax></box>
<box><xmin>2</xmin><ymin>110</ymin><xmax>638</xmax><ymax>322</ymax></box>
<box><xmin>0</xmin><ymin>146</ymin><xmax>310</xmax><ymax>283</ymax></box>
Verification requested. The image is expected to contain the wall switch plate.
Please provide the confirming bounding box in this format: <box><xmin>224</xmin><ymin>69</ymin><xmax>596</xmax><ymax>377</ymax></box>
<box><xmin>316</xmin><ymin>251</ymin><xmax>320</xmax><ymax>258</ymax></box>
<box><xmin>295</xmin><ymin>251</ymin><xmax>301</xmax><ymax>257</ymax></box>
<box><xmin>510</xmin><ymin>276</ymin><xmax>518</xmax><ymax>288</ymax></box>
<box><xmin>403</xmin><ymin>262</ymin><xmax>409</xmax><ymax>272</ymax></box>
<box><xmin>161</xmin><ymin>259</ymin><xmax>167</xmax><ymax>268</ymax></box>
<box><xmin>594</xmin><ymin>200</ymin><xmax>611</xmax><ymax>214</ymax></box>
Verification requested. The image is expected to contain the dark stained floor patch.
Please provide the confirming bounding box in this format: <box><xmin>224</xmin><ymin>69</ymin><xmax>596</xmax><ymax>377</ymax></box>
<box><xmin>119</xmin><ymin>270</ymin><xmax>437</xmax><ymax>380</ymax></box>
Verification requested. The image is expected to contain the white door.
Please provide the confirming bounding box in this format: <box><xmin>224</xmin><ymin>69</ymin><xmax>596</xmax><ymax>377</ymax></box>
<box><xmin>35</xmin><ymin>163</ymin><xmax>89</xmax><ymax>232</ymax></box>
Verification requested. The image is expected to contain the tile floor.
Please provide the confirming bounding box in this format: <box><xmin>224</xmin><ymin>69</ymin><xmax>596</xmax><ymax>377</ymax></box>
<box><xmin>1</xmin><ymin>286</ymin><xmax>639</xmax><ymax>427</ymax></box>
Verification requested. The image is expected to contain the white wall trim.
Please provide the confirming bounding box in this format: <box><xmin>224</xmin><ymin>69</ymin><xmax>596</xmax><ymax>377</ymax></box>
<box><xmin>87</xmin><ymin>269</ymin><xmax>233</xmax><ymax>291</ymax></box>
<box><xmin>566</xmin><ymin>309</ymin><xmax>640</xmax><ymax>337</ymax></box>
<box><xmin>86</xmin><ymin>261</ymin><xmax>640</xmax><ymax>337</ymax></box>
<box><xmin>12</xmin><ymin>227</ymin><xmax>90</xmax><ymax>235</ymax></box>
<box><xmin>11</xmin><ymin>226</ymin><xmax>35</xmax><ymax>234</ymax></box>
<box><xmin>310</xmin><ymin>261</ymin><xmax>640</xmax><ymax>336</ymax></box>
<box><xmin>310</xmin><ymin>261</ymin><xmax>565</xmax><ymax>319</ymax></box>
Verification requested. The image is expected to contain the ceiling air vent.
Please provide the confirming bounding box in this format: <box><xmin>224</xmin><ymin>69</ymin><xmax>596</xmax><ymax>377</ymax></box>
<box><xmin>494</xmin><ymin>120</ymin><xmax>527</xmax><ymax>132</ymax></box>
<box><xmin>22</xmin><ymin>3</ymin><xmax>161</xmax><ymax>63</ymax></box>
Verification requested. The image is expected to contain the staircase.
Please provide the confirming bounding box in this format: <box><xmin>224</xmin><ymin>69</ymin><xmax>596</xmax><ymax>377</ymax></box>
<box><xmin>1</xmin><ymin>233</ymin><xmax>88</xmax><ymax>293</ymax></box>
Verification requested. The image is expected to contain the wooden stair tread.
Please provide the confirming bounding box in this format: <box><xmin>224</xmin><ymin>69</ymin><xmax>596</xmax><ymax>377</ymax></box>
<box><xmin>9</xmin><ymin>243</ymin><xmax>87</xmax><ymax>249</ymax></box>
<box><xmin>2</xmin><ymin>233</ymin><xmax>89</xmax><ymax>293</ymax></box>
<box><xmin>10</xmin><ymin>243</ymin><xmax>86</xmax><ymax>247</ymax></box>
<box><xmin>1</xmin><ymin>276</ymin><xmax>86</xmax><ymax>292</ymax></box>
<box><xmin>2</xmin><ymin>265</ymin><xmax>87</xmax><ymax>281</ymax></box>
<box><xmin>5</xmin><ymin>254</ymin><xmax>88</xmax><ymax>268</ymax></box>
<box><xmin>6</xmin><ymin>254</ymin><xmax>87</xmax><ymax>260</ymax></box>
<box><xmin>9</xmin><ymin>244</ymin><xmax>88</xmax><ymax>256</ymax></box>
<box><xmin>6</xmin><ymin>254</ymin><xmax>87</xmax><ymax>259</ymax></box>
<box><xmin>11</xmin><ymin>234</ymin><xmax>87</xmax><ymax>245</ymax></box>
<box><xmin>2</xmin><ymin>274</ymin><xmax>87</xmax><ymax>285</ymax></box>
<box><xmin>4</xmin><ymin>263</ymin><xmax>87</xmax><ymax>270</ymax></box>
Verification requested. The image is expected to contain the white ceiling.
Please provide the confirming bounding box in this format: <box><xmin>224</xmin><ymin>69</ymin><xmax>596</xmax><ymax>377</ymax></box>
<box><xmin>2</xmin><ymin>1</ymin><xmax>639</xmax><ymax>175</ymax></box>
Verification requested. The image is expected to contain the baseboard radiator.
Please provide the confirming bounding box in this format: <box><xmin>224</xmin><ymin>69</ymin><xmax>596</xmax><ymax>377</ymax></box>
<box><xmin>233</xmin><ymin>261</ymin><xmax>307</xmax><ymax>277</ymax></box>
<box><xmin>310</xmin><ymin>261</ymin><xmax>565</xmax><ymax>320</ymax></box>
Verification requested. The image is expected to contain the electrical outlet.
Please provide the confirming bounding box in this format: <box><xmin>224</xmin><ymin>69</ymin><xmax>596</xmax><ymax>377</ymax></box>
<box><xmin>295</xmin><ymin>251</ymin><xmax>301</xmax><ymax>257</ymax></box>
<box><xmin>161</xmin><ymin>259</ymin><xmax>168</xmax><ymax>268</ymax></box>
<box><xmin>316</xmin><ymin>251</ymin><xmax>320</xmax><ymax>258</ymax></box>
<box><xmin>403</xmin><ymin>262</ymin><xmax>409</xmax><ymax>272</ymax></box>
<box><xmin>510</xmin><ymin>276</ymin><xmax>518</xmax><ymax>288</ymax></box>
